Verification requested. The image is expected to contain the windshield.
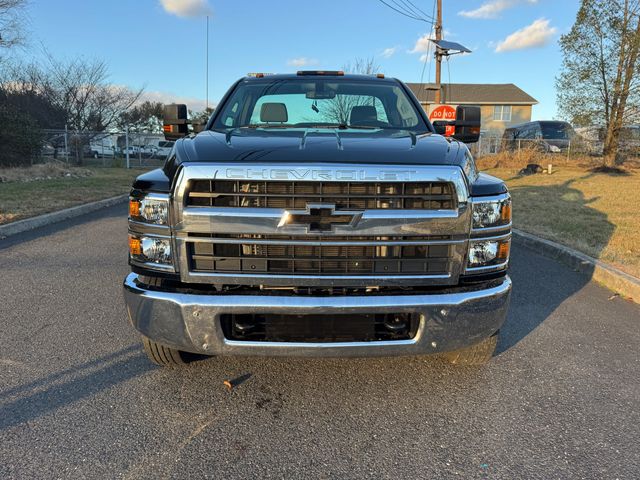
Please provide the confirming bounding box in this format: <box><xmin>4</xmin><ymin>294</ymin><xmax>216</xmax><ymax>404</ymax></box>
<box><xmin>212</xmin><ymin>78</ymin><xmax>428</xmax><ymax>131</ymax></box>
<box><xmin>540</xmin><ymin>122</ymin><xmax>573</xmax><ymax>140</ymax></box>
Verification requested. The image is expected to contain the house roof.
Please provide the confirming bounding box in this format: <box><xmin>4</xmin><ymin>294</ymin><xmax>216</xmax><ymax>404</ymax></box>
<box><xmin>405</xmin><ymin>83</ymin><xmax>538</xmax><ymax>105</ymax></box>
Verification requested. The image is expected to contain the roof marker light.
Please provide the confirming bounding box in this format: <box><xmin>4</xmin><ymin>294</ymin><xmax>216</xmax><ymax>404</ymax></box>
<box><xmin>297</xmin><ymin>71</ymin><xmax>345</xmax><ymax>76</ymax></box>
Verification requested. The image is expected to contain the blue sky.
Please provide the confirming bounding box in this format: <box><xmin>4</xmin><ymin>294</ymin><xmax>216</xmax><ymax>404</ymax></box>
<box><xmin>22</xmin><ymin>0</ymin><xmax>580</xmax><ymax>119</ymax></box>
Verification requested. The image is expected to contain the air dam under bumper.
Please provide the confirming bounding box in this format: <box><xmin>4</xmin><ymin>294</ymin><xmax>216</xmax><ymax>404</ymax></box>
<box><xmin>123</xmin><ymin>273</ymin><xmax>512</xmax><ymax>357</ymax></box>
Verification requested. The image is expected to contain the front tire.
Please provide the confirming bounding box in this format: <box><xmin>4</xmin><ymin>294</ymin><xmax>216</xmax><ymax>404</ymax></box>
<box><xmin>442</xmin><ymin>332</ymin><xmax>498</xmax><ymax>365</ymax></box>
<box><xmin>142</xmin><ymin>336</ymin><xmax>189</xmax><ymax>367</ymax></box>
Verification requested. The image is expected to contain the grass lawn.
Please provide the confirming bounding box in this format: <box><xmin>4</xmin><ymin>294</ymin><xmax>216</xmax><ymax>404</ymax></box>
<box><xmin>0</xmin><ymin>166</ymin><xmax>147</xmax><ymax>226</ymax></box>
<box><xmin>483</xmin><ymin>166</ymin><xmax>640</xmax><ymax>278</ymax></box>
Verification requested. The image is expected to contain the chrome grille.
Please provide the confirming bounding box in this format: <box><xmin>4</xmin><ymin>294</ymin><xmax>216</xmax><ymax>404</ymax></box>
<box><xmin>173</xmin><ymin>163</ymin><xmax>472</xmax><ymax>286</ymax></box>
<box><xmin>187</xmin><ymin>180</ymin><xmax>456</xmax><ymax>210</ymax></box>
<box><xmin>187</xmin><ymin>235</ymin><xmax>451</xmax><ymax>276</ymax></box>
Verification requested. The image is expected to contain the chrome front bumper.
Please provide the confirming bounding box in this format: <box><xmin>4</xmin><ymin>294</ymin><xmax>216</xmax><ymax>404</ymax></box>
<box><xmin>123</xmin><ymin>273</ymin><xmax>511</xmax><ymax>357</ymax></box>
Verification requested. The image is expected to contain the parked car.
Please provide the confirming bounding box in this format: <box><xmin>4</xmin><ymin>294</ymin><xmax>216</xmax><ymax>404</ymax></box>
<box><xmin>40</xmin><ymin>143</ymin><xmax>56</xmax><ymax>156</ymax></box>
<box><xmin>154</xmin><ymin>140</ymin><xmax>175</xmax><ymax>158</ymax></box>
<box><xmin>90</xmin><ymin>144</ymin><xmax>116</xmax><ymax>158</ymax></box>
<box><xmin>122</xmin><ymin>145</ymin><xmax>155</xmax><ymax>158</ymax></box>
<box><xmin>124</xmin><ymin>72</ymin><xmax>512</xmax><ymax>367</ymax></box>
<box><xmin>502</xmin><ymin>121</ymin><xmax>578</xmax><ymax>152</ymax></box>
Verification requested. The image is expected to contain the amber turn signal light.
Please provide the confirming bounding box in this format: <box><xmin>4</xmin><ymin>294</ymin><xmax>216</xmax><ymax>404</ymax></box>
<box><xmin>129</xmin><ymin>236</ymin><xmax>142</xmax><ymax>256</ymax></box>
<box><xmin>129</xmin><ymin>199</ymin><xmax>140</xmax><ymax>218</ymax></box>
<box><xmin>501</xmin><ymin>203</ymin><xmax>512</xmax><ymax>223</ymax></box>
<box><xmin>498</xmin><ymin>241</ymin><xmax>511</xmax><ymax>260</ymax></box>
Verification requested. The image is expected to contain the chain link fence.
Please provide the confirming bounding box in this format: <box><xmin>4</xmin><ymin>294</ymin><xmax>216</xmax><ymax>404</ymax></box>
<box><xmin>22</xmin><ymin>126</ymin><xmax>640</xmax><ymax>168</ymax></box>
<box><xmin>470</xmin><ymin>133</ymin><xmax>605</xmax><ymax>160</ymax></box>
<box><xmin>35</xmin><ymin>129</ymin><xmax>171</xmax><ymax>168</ymax></box>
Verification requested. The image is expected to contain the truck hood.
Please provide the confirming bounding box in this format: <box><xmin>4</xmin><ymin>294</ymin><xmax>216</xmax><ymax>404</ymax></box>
<box><xmin>176</xmin><ymin>128</ymin><xmax>461</xmax><ymax>166</ymax></box>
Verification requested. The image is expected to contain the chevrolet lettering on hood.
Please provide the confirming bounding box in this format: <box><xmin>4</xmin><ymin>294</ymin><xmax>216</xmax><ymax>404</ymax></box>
<box><xmin>225</xmin><ymin>168</ymin><xmax>419</xmax><ymax>182</ymax></box>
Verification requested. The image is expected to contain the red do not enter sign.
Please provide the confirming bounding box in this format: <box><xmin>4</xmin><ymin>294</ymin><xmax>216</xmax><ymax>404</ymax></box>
<box><xmin>429</xmin><ymin>105</ymin><xmax>457</xmax><ymax>136</ymax></box>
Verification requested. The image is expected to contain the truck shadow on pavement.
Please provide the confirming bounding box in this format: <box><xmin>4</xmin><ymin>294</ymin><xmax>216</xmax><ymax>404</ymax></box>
<box><xmin>0</xmin><ymin>345</ymin><xmax>153</xmax><ymax>431</ymax></box>
<box><xmin>496</xmin><ymin>175</ymin><xmax>615</xmax><ymax>354</ymax></box>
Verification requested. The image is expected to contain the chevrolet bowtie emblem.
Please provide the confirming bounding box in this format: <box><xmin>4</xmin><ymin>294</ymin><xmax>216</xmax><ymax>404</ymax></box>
<box><xmin>278</xmin><ymin>204</ymin><xmax>363</xmax><ymax>232</ymax></box>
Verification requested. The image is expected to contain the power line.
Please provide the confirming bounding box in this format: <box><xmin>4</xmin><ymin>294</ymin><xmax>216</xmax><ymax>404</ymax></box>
<box><xmin>392</xmin><ymin>0</ymin><xmax>430</xmax><ymax>20</ymax></box>
<box><xmin>377</xmin><ymin>0</ymin><xmax>431</xmax><ymax>22</ymax></box>
<box><xmin>399</xmin><ymin>0</ymin><xmax>435</xmax><ymax>21</ymax></box>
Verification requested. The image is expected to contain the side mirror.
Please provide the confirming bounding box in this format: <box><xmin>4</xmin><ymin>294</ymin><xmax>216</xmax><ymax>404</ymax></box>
<box><xmin>163</xmin><ymin>104</ymin><xmax>189</xmax><ymax>140</ymax></box>
<box><xmin>432</xmin><ymin>121</ymin><xmax>448</xmax><ymax>135</ymax></box>
<box><xmin>453</xmin><ymin>105</ymin><xmax>481</xmax><ymax>143</ymax></box>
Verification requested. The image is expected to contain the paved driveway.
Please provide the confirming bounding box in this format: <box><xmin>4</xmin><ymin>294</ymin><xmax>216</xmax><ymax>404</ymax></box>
<box><xmin>1</xmin><ymin>204</ymin><xmax>639</xmax><ymax>479</ymax></box>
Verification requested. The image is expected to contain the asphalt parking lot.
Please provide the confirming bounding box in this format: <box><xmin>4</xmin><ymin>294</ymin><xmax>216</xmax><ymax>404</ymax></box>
<box><xmin>1</xmin><ymin>204</ymin><xmax>639</xmax><ymax>479</ymax></box>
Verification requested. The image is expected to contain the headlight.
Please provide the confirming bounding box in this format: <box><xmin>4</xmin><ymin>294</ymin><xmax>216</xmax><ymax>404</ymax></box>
<box><xmin>129</xmin><ymin>194</ymin><xmax>169</xmax><ymax>225</ymax></box>
<box><xmin>472</xmin><ymin>196</ymin><xmax>511</xmax><ymax>229</ymax></box>
<box><xmin>129</xmin><ymin>235</ymin><xmax>173</xmax><ymax>267</ymax></box>
<box><xmin>468</xmin><ymin>239</ymin><xmax>510</xmax><ymax>268</ymax></box>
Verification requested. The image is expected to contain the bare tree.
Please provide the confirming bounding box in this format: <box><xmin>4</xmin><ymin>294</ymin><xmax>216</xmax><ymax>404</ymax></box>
<box><xmin>118</xmin><ymin>101</ymin><xmax>164</xmax><ymax>133</ymax></box>
<box><xmin>0</xmin><ymin>0</ymin><xmax>28</xmax><ymax>53</ymax></box>
<box><xmin>42</xmin><ymin>56</ymin><xmax>143</xmax><ymax>163</ymax></box>
<box><xmin>557</xmin><ymin>0</ymin><xmax>640</xmax><ymax>166</ymax></box>
<box><xmin>342</xmin><ymin>57</ymin><xmax>380</xmax><ymax>76</ymax></box>
<box><xmin>322</xmin><ymin>57</ymin><xmax>382</xmax><ymax>125</ymax></box>
<box><xmin>189</xmin><ymin>107</ymin><xmax>215</xmax><ymax>127</ymax></box>
<box><xmin>0</xmin><ymin>60</ymin><xmax>66</xmax><ymax>128</ymax></box>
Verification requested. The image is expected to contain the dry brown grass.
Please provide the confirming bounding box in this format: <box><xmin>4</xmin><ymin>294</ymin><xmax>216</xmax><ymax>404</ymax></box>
<box><xmin>477</xmin><ymin>147</ymin><xmax>640</xmax><ymax>172</ymax></box>
<box><xmin>0</xmin><ymin>162</ymin><xmax>94</xmax><ymax>183</ymax></box>
<box><xmin>483</xmin><ymin>164</ymin><xmax>640</xmax><ymax>278</ymax></box>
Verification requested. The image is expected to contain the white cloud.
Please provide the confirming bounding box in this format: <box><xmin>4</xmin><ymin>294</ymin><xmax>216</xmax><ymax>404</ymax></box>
<box><xmin>380</xmin><ymin>47</ymin><xmax>397</xmax><ymax>58</ymax></box>
<box><xmin>140</xmin><ymin>90</ymin><xmax>211</xmax><ymax>113</ymax></box>
<box><xmin>459</xmin><ymin>0</ymin><xmax>538</xmax><ymax>19</ymax></box>
<box><xmin>160</xmin><ymin>0</ymin><xmax>212</xmax><ymax>18</ymax></box>
<box><xmin>287</xmin><ymin>57</ymin><xmax>319</xmax><ymax>68</ymax></box>
<box><xmin>495</xmin><ymin>18</ymin><xmax>557</xmax><ymax>52</ymax></box>
<box><xmin>410</xmin><ymin>33</ymin><xmax>432</xmax><ymax>54</ymax></box>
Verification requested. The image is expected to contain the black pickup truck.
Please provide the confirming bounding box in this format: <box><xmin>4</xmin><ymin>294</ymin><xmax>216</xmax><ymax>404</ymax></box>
<box><xmin>123</xmin><ymin>72</ymin><xmax>512</xmax><ymax>367</ymax></box>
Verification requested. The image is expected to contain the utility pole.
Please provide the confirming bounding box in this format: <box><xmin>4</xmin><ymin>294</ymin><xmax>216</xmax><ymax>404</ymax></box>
<box><xmin>434</xmin><ymin>0</ymin><xmax>443</xmax><ymax>104</ymax></box>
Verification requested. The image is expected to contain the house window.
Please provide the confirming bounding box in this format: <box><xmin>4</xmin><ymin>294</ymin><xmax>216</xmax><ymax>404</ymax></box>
<box><xmin>493</xmin><ymin>105</ymin><xmax>512</xmax><ymax>122</ymax></box>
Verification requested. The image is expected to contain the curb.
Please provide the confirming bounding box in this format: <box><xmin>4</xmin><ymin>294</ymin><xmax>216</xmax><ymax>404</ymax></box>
<box><xmin>0</xmin><ymin>194</ymin><xmax>128</xmax><ymax>238</ymax></box>
<box><xmin>513</xmin><ymin>228</ymin><xmax>640</xmax><ymax>304</ymax></box>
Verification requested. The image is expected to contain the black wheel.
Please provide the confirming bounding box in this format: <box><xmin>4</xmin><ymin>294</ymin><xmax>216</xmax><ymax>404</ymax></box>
<box><xmin>142</xmin><ymin>336</ymin><xmax>189</xmax><ymax>367</ymax></box>
<box><xmin>93</xmin><ymin>152</ymin><xmax>99</xmax><ymax>159</ymax></box>
<box><xmin>442</xmin><ymin>332</ymin><xmax>498</xmax><ymax>365</ymax></box>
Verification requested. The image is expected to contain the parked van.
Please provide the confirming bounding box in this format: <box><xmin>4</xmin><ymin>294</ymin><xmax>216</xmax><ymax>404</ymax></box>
<box><xmin>502</xmin><ymin>121</ymin><xmax>577</xmax><ymax>152</ymax></box>
<box><xmin>154</xmin><ymin>140</ymin><xmax>175</xmax><ymax>158</ymax></box>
